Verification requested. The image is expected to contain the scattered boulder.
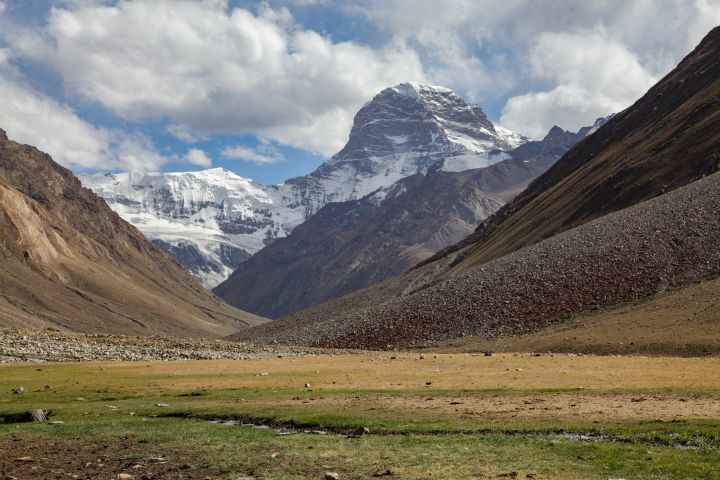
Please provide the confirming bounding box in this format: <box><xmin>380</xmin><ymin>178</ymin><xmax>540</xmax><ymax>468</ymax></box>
<box><xmin>354</xmin><ymin>426</ymin><xmax>370</xmax><ymax>436</ymax></box>
<box><xmin>372</xmin><ymin>469</ymin><xmax>394</xmax><ymax>477</ymax></box>
<box><xmin>27</xmin><ymin>409</ymin><xmax>48</xmax><ymax>422</ymax></box>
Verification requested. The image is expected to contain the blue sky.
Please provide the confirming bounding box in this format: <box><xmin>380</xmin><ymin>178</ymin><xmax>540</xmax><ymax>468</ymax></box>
<box><xmin>0</xmin><ymin>0</ymin><xmax>718</xmax><ymax>184</ymax></box>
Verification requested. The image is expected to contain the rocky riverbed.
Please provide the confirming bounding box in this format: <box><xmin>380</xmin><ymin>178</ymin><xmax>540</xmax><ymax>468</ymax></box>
<box><xmin>0</xmin><ymin>329</ymin><xmax>338</xmax><ymax>363</ymax></box>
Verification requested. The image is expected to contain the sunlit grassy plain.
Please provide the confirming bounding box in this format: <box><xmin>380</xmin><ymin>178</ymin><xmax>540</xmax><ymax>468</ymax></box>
<box><xmin>1</xmin><ymin>353</ymin><xmax>719</xmax><ymax>479</ymax></box>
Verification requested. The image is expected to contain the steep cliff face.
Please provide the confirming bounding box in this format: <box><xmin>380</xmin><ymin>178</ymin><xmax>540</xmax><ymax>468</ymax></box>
<box><xmin>283</xmin><ymin>82</ymin><xmax>526</xmax><ymax>214</ymax></box>
<box><xmin>83</xmin><ymin>83</ymin><xmax>527</xmax><ymax>287</ymax></box>
<box><xmin>0</xmin><ymin>130</ymin><xmax>265</xmax><ymax>336</ymax></box>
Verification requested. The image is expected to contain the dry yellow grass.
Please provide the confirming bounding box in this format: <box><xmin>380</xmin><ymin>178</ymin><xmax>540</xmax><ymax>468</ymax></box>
<box><xmin>34</xmin><ymin>351</ymin><xmax>719</xmax><ymax>392</ymax></box>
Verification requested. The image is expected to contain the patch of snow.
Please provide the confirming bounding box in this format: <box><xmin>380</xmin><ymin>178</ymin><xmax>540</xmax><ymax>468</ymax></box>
<box><xmin>585</xmin><ymin>114</ymin><xmax>614</xmax><ymax>136</ymax></box>
<box><xmin>495</xmin><ymin>126</ymin><xmax>529</xmax><ymax>149</ymax></box>
<box><xmin>386</xmin><ymin>135</ymin><xmax>409</xmax><ymax>145</ymax></box>
<box><xmin>443</xmin><ymin>128</ymin><xmax>496</xmax><ymax>153</ymax></box>
<box><xmin>391</xmin><ymin>82</ymin><xmax>454</xmax><ymax>99</ymax></box>
<box><xmin>441</xmin><ymin>152</ymin><xmax>511</xmax><ymax>172</ymax></box>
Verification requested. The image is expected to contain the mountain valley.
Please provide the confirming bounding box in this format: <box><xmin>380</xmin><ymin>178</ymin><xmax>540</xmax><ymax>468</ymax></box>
<box><xmin>215</xmin><ymin>121</ymin><xmax>605</xmax><ymax>318</ymax></box>
<box><xmin>1</xmin><ymin>7</ymin><xmax>719</xmax><ymax>480</ymax></box>
<box><xmin>234</xmin><ymin>26</ymin><xmax>720</xmax><ymax>349</ymax></box>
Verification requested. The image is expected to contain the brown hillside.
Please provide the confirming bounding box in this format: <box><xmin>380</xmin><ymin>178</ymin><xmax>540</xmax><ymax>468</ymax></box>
<box><xmin>442</xmin><ymin>25</ymin><xmax>720</xmax><ymax>275</ymax></box>
<box><xmin>235</xmin><ymin>26</ymin><xmax>720</xmax><ymax>349</ymax></box>
<box><xmin>238</xmin><ymin>170</ymin><xmax>720</xmax><ymax>348</ymax></box>
<box><xmin>433</xmin><ymin>276</ymin><xmax>720</xmax><ymax>357</ymax></box>
<box><xmin>0</xmin><ymin>130</ymin><xmax>265</xmax><ymax>336</ymax></box>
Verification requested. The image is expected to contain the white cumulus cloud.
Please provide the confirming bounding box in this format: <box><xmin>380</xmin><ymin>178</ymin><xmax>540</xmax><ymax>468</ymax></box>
<box><xmin>365</xmin><ymin>0</ymin><xmax>720</xmax><ymax>136</ymax></box>
<box><xmin>184</xmin><ymin>148</ymin><xmax>212</xmax><ymax>167</ymax></box>
<box><xmin>1</xmin><ymin>0</ymin><xmax>717</xmax><ymax>159</ymax></box>
<box><xmin>222</xmin><ymin>143</ymin><xmax>285</xmax><ymax>165</ymax></box>
<box><xmin>10</xmin><ymin>0</ymin><xmax>425</xmax><ymax>156</ymax></box>
<box><xmin>500</xmin><ymin>30</ymin><xmax>658</xmax><ymax>138</ymax></box>
<box><xmin>0</xmin><ymin>69</ymin><xmax>165</xmax><ymax>171</ymax></box>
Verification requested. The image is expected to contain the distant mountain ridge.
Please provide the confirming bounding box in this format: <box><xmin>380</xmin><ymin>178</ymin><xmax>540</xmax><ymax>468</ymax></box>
<box><xmin>81</xmin><ymin>168</ymin><xmax>302</xmax><ymax>287</ymax></box>
<box><xmin>215</xmin><ymin>118</ymin><xmax>607</xmax><ymax>319</ymax></box>
<box><xmin>82</xmin><ymin>83</ymin><xmax>528</xmax><ymax>287</ymax></box>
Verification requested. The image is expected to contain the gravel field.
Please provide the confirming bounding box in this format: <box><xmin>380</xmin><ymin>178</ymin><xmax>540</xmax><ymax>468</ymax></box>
<box><xmin>252</xmin><ymin>172</ymin><xmax>720</xmax><ymax>349</ymax></box>
<box><xmin>0</xmin><ymin>329</ymin><xmax>340</xmax><ymax>363</ymax></box>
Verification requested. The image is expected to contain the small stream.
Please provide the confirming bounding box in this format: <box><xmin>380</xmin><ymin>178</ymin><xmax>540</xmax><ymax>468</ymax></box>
<box><xmin>201</xmin><ymin>417</ymin><xmax>718</xmax><ymax>452</ymax></box>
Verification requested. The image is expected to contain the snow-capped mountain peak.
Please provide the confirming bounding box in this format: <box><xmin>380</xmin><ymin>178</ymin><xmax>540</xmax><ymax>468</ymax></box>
<box><xmin>81</xmin><ymin>168</ymin><xmax>304</xmax><ymax>287</ymax></box>
<box><xmin>82</xmin><ymin>83</ymin><xmax>529</xmax><ymax>287</ymax></box>
<box><xmin>390</xmin><ymin>82</ymin><xmax>454</xmax><ymax>99</ymax></box>
<box><xmin>294</xmin><ymin>83</ymin><xmax>528</xmax><ymax>211</ymax></box>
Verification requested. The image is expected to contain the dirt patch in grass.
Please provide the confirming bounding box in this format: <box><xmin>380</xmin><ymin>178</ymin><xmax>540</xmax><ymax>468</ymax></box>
<box><xmin>289</xmin><ymin>391</ymin><xmax>720</xmax><ymax>422</ymax></box>
<box><xmin>0</xmin><ymin>433</ymin><xmax>222</xmax><ymax>479</ymax></box>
